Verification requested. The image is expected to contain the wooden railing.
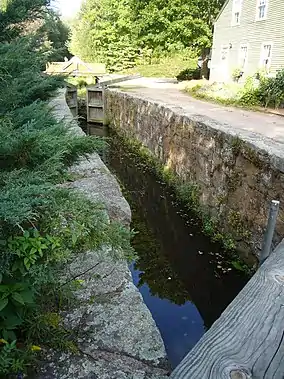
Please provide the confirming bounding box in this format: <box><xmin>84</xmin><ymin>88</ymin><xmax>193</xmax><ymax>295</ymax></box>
<box><xmin>170</xmin><ymin>239</ymin><xmax>284</xmax><ymax>378</ymax></box>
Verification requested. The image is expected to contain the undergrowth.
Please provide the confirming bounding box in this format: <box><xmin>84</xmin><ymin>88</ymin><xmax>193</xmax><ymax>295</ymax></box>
<box><xmin>120</xmin><ymin>52</ymin><xmax>197</xmax><ymax>78</ymax></box>
<box><xmin>0</xmin><ymin>2</ymin><xmax>135</xmax><ymax>376</ymax></box>
<box><xmin>186</xmin><ymin>70</ymin><xmax>284</xmax><ymax>110</ymax></box>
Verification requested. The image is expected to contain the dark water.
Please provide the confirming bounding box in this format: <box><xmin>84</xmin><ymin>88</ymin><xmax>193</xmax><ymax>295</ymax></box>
<box><xmin>88</xmin><ymin>124</ymin><xmax>249</xmax><ymax>368</ymax></box>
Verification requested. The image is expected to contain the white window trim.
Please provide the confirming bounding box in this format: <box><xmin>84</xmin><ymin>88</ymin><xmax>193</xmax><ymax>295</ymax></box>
<box><xmin>259</xmin><ymin>42</ymin><xmax>273</xmax><ymax>71</ymax></box>
<box><xmin>231</xmin><ymin>0</ymin><xmax>242</xmax><ymax>26</ymax></box>
<box><xmin>239</xmin><ymin>43</ymin><xmax>249</xmax><ymax>70</ymax></box>
<box><xmin>255</xmin><ymin>0</ymin><xmax>269</xmax><ymax>21</ymax></box>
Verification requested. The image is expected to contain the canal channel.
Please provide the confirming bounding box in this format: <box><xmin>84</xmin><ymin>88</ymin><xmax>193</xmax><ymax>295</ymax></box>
<box><xmin>87</xmin><ymin>123</ymin><xmax>249</xmax><ymax>369</ymax></box>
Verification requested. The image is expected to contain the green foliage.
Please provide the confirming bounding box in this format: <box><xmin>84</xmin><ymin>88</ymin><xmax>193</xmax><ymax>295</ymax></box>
<box><xmin>69</xmin><ymin>0</ymin><xmax>226</xmax><ymax>71</ymax></box>
<box><xmin>0</xmin><ymin>340</ymin><xmax>35</xmax><ymax>376</ymax></box>
<box><xmin>0</xmin><ymin>0</ymin><xmax>70</xmax><ymax>61</ymax></box>
<box><xmin>69</xmin><ymin>0</ymin><xmax>140</xmax><ymax>71</ymax></box>
<box><xmin>0</xmin><ymin>0</ymin><xmax>48</xmax><ymax>42</ymax></box>
<box><xmin>7</xmin><ymin>230</ymin><xmax>60</xmax><ymax>270</ymax></box>
<box><xmin>121</xmin><ymin>51</ymin><xmax>197</xmax><ymax>78</ymax></box>
<box><xmin>232</xmin><ymin>68</ymin><xmax>243</xmax><ymax>82</ymax></box>
<box><xmin>258</xmin><ymin>69</ymin><xmax>284</xmax><ymax>108</ymax></box>
<box><xmin>0</xmin><ymin>38</ymin><xmax>65</xmax><ymax>114</ymax></box>
<box><xmin>238</xmin><ymin>77</ymin><xmax>261</xmax><ymax>106</ymax></box>
<box><xmin>186</xmin><ymin>79</ymin><xmax>261</xmax><ymax>108</ymax></box>
<box><xmin>40</xmin><ymin>9</ymin><xmax>71</xmax><ymax>62</ymax></box>
<box><xmin>176</xmin><ymin>67</ymin><xmax>201</xmax><ymax>81</ymax></box>
<box><xmin>0</xmin><ymin>1</ymin><xmax>134</xmax><ymax>375</ymax></box>
<box><xmin>187</xmin><ymin>70</ymin><xmax>284</xmax><ymax>110</ymax></box>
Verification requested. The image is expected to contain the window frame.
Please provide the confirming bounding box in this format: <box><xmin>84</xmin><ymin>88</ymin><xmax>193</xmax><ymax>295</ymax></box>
<box><xmin>220</xmin><ymin>45</ymin><xmax>230</xmax><ymax>63</ymax></box>
<box><xmin>256</xmin><ymin>0</ymin><xmax>269</xmax><ymax>21</ymax></box>
<box><xmin>232</xmin><ymin>0</ymin><xmax>242</xmax><ymax>26</ymax></box>
<box><xmin>259</xmin><ymin>42</ymin><xmax>273</xmax><ymax>71</ymax></box>
<box><xmin>239</xmin><ymin>43</ymin><xmax>249</xmax><ymax>71</ymax></box>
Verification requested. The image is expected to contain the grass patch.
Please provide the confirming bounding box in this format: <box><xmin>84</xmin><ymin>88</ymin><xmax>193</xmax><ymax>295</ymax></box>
<box><xmin>120</xmin><ymin>53</ymin><xmax>197</xmax><ymax>78</ymax></box>
<box><xmin>185</xmin><ymin>80</ymin><xmax>262</xmax><ymax>108</ymax></box>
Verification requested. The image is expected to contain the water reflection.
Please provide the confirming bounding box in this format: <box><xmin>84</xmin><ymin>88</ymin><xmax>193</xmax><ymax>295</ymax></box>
<box><xmin>89</xmin><ymin>126</ymin><xmax>249</xmax><ymax>368</ymax></box>
<box><xmin>131</xmin><ymin>263</ymin><xmax>205</xmax><ymax>367</ymax></box>
<box><xmin>129</xmin><ymin>210</ymin><xmax>206</xmax><ymax>367</ymax></box>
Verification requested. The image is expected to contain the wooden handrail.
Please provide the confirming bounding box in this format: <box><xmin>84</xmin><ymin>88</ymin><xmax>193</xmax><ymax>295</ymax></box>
<box><xmin>170</xmin><ymin>240</ymin><xmax>284</xmax><ymax>378</ymax></box>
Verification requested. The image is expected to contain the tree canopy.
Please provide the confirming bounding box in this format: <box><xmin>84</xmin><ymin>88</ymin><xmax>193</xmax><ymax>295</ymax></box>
<box><xmin>70</xmin><ymin>0</ymin><xmax>226</xmax><ymax>69</ymax></box>
<box><xmin>0</xmin><ymin>0</ymin><xmax>70</xmax><ymax>61</ymax></box>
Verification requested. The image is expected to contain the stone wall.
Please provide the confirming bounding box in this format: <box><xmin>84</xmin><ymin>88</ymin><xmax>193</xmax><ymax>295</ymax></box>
<box><xmin>105</xmin><ymin>89</ymin><xmax>284</xmax><ymax>262</ymax></box>
<box><xmin>37</xmin><ymin>90</ymin><xmax>169</xmax><ymax>379</ymax></box>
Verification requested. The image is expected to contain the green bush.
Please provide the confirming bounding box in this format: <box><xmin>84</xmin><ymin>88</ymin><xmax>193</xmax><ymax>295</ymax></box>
<box><xmin>176</xmin><ymin>67</ymin><xmax>201</xmax><ymax>81</ymax></box>
<box><xmin>238</xmin><ymin>77</ymin><xmax>261</xmax><ymax>106</ymax></box>
<box><xmin>258</xmin><ymin>70</ymin><xmax>284</xmax><ymax>108</ymax></box>
<box><xmin>0</xmin><ymin>2</ymin><xmax>135</xmax><ymax>375</ymax></box>
<box><xmin>121</xmin><ymin>52</ymin><xmax>197</xmax><ymax>78</ymax></box>
<box><xmin>232</xmin><ymin>68</ymin><xmax>243</xmax><ymax>82</ymax></box>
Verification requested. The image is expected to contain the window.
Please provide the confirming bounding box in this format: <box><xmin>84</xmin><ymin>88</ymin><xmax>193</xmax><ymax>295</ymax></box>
<box><xmin>234</xmin><ymin>11</ymin><xmax>240</xmax><ymax>24</ymax></box>
<box><xmin>260</xmin><ymin>43</ymin><xmax>272</xmax><ymax>71</ymax></box>
<box><xmin>256</xmin><ymin>0</ymin><xmax>268</xmax><ymax>20</ymax></box>
<box><xmin>239</xmin><ymin>44</ymin><xmax>248</xmax><ymax>70</ymax></box>
<box><xmin>232</xmin><ymin>0</ymin><xmax>242</xmax><ymax>25</ymax></box>
<box><xmin>221</xmin><ymin>45</ymin><xmax>229</xmax><ymax>62</ymax></box>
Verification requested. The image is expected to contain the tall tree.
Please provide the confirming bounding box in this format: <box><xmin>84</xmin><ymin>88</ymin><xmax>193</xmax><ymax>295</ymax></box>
<box><xmin>70</xmin><ymin>0</ymin><xmax>139</xmax><ymax>70</ymax></box>
<box><xmin>40</xmin><ymin>9</ymin><xmax>71</xmax><ymax>61</ymax></box>
<box><xmin>70</xmin><ymin>0</ymin><xmax>226</xmax><ymax>70</ymax></box>
<box><xmin>0</xmin><ymin>0</ymin><xmax>49</xmax><ymax>42</ymax></box>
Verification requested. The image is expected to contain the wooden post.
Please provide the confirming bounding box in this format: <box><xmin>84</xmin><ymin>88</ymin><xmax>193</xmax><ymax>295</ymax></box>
<box><xmin>260</xmin><ymin>200</ymin><xmax>280</xmax><ymax>266</ymax></box>
<box><xmin>65</xmin><ymin>85</ymin><xmax>78</xmax><ymax>117</ymax></box>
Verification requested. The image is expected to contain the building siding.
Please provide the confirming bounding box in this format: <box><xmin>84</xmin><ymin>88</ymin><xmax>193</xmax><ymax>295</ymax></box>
<box><xmin>210</xmin><ymin>0</ymin><xmax>284</xmax><ymax>82</ymax></box>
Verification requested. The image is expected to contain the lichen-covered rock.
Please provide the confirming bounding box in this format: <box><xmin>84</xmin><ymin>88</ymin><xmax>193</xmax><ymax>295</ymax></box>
<box><xmin>66</xmin><ymin>153</ymin><xmax>131</xmax><ymax>225</ymax></box>
<box><xmin>38</xmin><ymin>350</ymin><xmax>169</xmax><ymax>379</ymax></box>
<box><xmin>49</xmin><ymin>89</ymin><xmax>84</xmax><ymax>136</ymax></box>
<box><xmin>37</xmin><ymin>249</ymin><xmax>169</xmax><ymax>379</ymax></box>
<box><xmin>38</xmin><ymin>90</ymin><xmax>169</xmax><ymax>378</ymax></box>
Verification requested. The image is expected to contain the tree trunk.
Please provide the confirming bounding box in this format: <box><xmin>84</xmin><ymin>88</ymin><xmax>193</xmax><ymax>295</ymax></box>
<box><xmin>200</xmin><ymin>47</ymin><xmax>210</xmax><ymax>80</ymax></box>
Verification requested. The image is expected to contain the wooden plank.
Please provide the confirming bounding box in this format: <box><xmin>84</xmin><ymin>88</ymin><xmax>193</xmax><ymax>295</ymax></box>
<box><xmin>170</xmin><ymin>240</ymin><xmax>284</xmax><ymax>379</ymax></box>
<box><xmin>65</xmin><ymin>85</ymin><xmax>78</xmax><ymax>117</ymax></box>
<box><xmin>88</xmin><ymin>75</ymin><xmax>141</xmax><ymax>88</ymax></box>
<box><xmin>86</xmin><ymin>87</ymin><xmax>105</xmax><ymax>124</ymax></box>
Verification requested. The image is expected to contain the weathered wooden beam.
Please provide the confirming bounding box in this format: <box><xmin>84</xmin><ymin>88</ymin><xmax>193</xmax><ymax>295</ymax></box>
<box><xmin>170</xmin><ymin>240</ymin><xmax>284</xmax><ymax>379</ymax></box>
<box><xmin>98</xmin><ymin>74</ymin><xmax>141</xmax><ymax>87</ymax></box>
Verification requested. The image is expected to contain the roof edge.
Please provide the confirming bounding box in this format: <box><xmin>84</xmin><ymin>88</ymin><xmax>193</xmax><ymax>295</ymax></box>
<box><xmin>215</xmin><ymin>0</ymin><xmax>230</xmax><ymax>23</ymax></box>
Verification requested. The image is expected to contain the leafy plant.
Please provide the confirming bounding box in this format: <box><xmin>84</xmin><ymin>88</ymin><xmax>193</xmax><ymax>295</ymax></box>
<box><xmin>258</xmin><ymin>69</ymin><xmax>284</xmax><ymax>108</ymax></box>
<box><xmin>0</xmin><ymin>339</ymin><xmax>37</xmax><ymax>377</ymax></box>
<box><xmin>0</xmin><ymin>0</ymin><xmax>135</xmax><ymax>375</ymax></box>
<box><xmin>0</xmin><ymin>280</ymin><xmax>35</xmax><ymax>341</ymax></box>
<box><xmin>69</xmin><ymin>0</ymin><xmax>226</xmax><ymax>71</ymax></box>
<box><xmin>238</xmin><ymin>77</ymin><xmax>261</xmax><ymax>106</ymax></box>
<box><xmin>176</xmin><ymin>67</ymin><xmax>201</xmax><ymax>81</ymax></box>
<box><xmin>232</xmin><ymin>68</ymin><xmax>243</xmax><ymax>82</ymax></box>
